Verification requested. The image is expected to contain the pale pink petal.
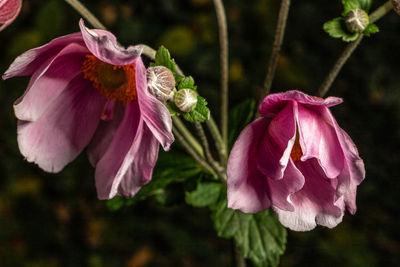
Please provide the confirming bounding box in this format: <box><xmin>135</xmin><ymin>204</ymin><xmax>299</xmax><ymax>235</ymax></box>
<box><xmin>135</xmin><ymin>57</ymin><xmax>174</xmax><ymax>150</ymax></box>
<box><xmin>17</xmin><ymin>75</ymin><xmax>105</xmax><ymax>173</ymax></box>
<box><xmin>14</xmin><ymin>43</ymin><xmax>88</xmax><ymax>121</ymax></box>
<box><xmin>227</xmin><ymin>118</ymin><xmax>272</xmax><ymax>213</ymax></box>
<box><xmin>257</xmin><ymin>101</ymin><xmax>296</xmax><ymax>180</ymax></box>
<box><xmin>0</xmin><ymin>0</ymin><xmax>22</xmax><ymax>31</ymax></box>
<box><xmin>297</xmin><ymin>104</ymin><xmax>344</xmax><ymax>178</ymax></box>
<box><xmin>273</xmin><ymin>159</ymin><xmax>345</xmax><ymax>231</ymax></box>
<box><xmin>259</xmin><ymin>90</ymin><xmax>343</xmax><ymax>118</ymax></box>
<box><xmin>79</xmin><ymin>19</ymin><xmax>142</xmax><ymax>66</ymax></box>
<box><xmin>2</xmin><ymin>32</ymin><xmax>84</xmax><ymax>79</ymax></box>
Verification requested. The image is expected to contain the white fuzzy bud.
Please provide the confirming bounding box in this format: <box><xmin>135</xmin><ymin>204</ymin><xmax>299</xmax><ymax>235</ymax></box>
<box><xmin>392</xmin><ymin>0</ymin><xmax>400</xmax><ymax>15</ymax></box>
<box><xmin>345</xmin><ymin>9</ymin><xmax>369</xmax><ymax>33</ymax></box>
<box><xmin>174</xmin><ymin>89</ymin><xmax>198</xmax><ymax>113</ymax></box>
<box><xmin>147</xmin><ymin>66</ymin><xmax>175</xmax><ymax>102</ymax></box>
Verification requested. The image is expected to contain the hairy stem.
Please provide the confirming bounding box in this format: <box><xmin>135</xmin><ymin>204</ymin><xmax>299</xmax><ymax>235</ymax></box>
<box><xmin>65</xmin><ymin>0</ymin><xmax>106</xmax><ymax>30</ymax></box>
<box><xmin>262</xmin><ymin>0</ymin><xmax>291</xmax><ymax>96</ymax></box>
<box><xmin>206</xmin><ymin>118</ymin><xmax>227</xmax><ymax>164</ymax></box>
<box><xmin>318</xmin><ymin>1</ymin><xmax>393</xmax><ymax>97</ymax></box>
<box><xmin>172</xmin><ymin>117</ymin><xmax>204</xmax><ymax>157</ymax></box>
<box><xmin>212</xmin><ymin>0</ymin><xmax>229</xmax><ymax>151</ymax></box>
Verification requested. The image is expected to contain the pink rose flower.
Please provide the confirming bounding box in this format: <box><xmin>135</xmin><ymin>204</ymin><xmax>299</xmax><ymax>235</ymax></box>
<box><xmin>2</xmin><ymin>19</ymin><xmax>174</xmax><ymax>199</ymax></box>
<box><xmin>0</xmin><ymin>0</ymin><xmax>22</xmax><ymax>31</ymax></box>
<box><xmin>227</xmin><ymin>90</ymin><xmax>365</xmax><ymax>231</ymax></box>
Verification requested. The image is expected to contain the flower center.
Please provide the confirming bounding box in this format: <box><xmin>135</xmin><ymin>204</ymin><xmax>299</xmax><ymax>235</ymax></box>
<box><xmin>290</xmin><ymin>131</ymin><xmax>302</xmax><ymax>162</ymax></box>
<box><xmin>82</xmin><ymin>54</ymin><xmax>137</xmax><ymax>103</ymax></box>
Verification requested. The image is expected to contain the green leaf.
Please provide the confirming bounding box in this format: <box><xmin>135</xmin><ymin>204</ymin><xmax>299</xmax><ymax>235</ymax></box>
<box><xmin>342</xmin><ymin>0</ymin><xmax>372</xmax><ymax>15</ymax></box>
<box><xmin>363</xmin><ymin>23</ymin><xmax>379</xmax><ymax>36</ymax></box>
<box><xmin>167</xmin><ymin>102</ymin><xmax>180</xmax><ymax>116</ymax></box>
<box><xmin>323</xmin><ymin>18</ymin><xmax>359</xmax><ymax>42</ymax></box>
<box><xmin>211</xmin><ymin>197</ymin><xmax>287</xmax><ymax>267</ymax></box>
<box><xmin>178</xmin><ymin>76</ymin><xmax>197</xmax><ymax>91</ymax></box>
<box><xmin>153</xmin><ymin>45</ymin><xmax>176</xmax><ymax>73</ymax></box>
<box><xmin>185</xmin><ymin>182</ymin><xmax>222</xmax><ymax>207</ymax></box>
<box><xmin>183</xmin><ymin>96</ymin><xmax>210</xmax><ymax>122</ymax></box>
<box><xmin>228</xmin><ymin>98</ymin><xmax>256</xmax><ymax>149</ymax></box>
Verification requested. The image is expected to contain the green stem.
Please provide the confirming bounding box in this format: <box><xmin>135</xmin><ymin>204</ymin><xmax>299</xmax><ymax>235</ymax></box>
<box><xmin>64</xmin><ymin>0</ymin><xmax>106</xmax><ymax>30</ymax></box>
<box><xmin>172</xmin><ymin>117</ymin><xmax>204</xmax><ymax>157</ymax></box>
<box><xmin>317</xmin><ymin>1</ymin><xmax>393</xmax><ymax>97</ymax></box>
<box><xmin>206</xmin><ymin>118</ymin><xmax>227</xmax><ymax>164</ymax></box>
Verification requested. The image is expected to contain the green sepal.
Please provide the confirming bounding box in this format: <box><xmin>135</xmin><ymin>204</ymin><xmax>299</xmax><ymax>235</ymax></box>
<box><xmin>177</xmin><ymin>76</ymin><xmax>197</xmax><ymax>91</ymax></box>
<box><xmin>183</xmin><ymin>96</ymin><xmax>210</xmax><ymax>122</ymax></box>
<box><xmin>323</xmin><ymin>17</ymin><xmax>359</xmax><ymax>42</ymax></box>
<box><xmin>363</xmin><ymin>23</ymin><xmax>379</xmax><ymax>36</ymax></box>
<box><xmin>167</xmin><ymin>101</ymin><xmax>180</xmax><ymax>116</ymax></box>
<box><xmin>342</xmin><ymin>0</ymin><xmax>372</xmax><ymax>15</ymax></box>
<box><xmin>151</xmin><ymin>45</ymin><xmax>177</xmax><ymax>73</ymax></box>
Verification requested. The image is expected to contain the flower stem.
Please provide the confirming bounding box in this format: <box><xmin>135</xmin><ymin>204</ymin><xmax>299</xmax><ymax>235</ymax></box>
<box><xmin>206</xmin><ymin>117</ymin><xmax>227</xmax><ymax>164</ymax></box>
<box><xmin>64</xmin><ymin>0</ymin><xmax>106</xmax><ymax>30</ymax></box>
<box><xmin>317</xmin><ymin>1</ymin><xmax>393</xmax><ymax>97</ymax></box>
<box><xmin>172</xmin><ymin>117</ymin><xmax>204</xmax><ymax>157</ymax></box>
<box><xmin>212</xmin><ymin>0</ymin><xmax>229</xmax><ymax>151</ymax></box>
<box><xmin>262</xmin><ymin>0</ymin><xmax>291</xmax><ymax>96</ymax></box>
<box><xmin>233</xmin><ymin>243</ymin><xmax>246</xmax><ymax>267</ymax></box>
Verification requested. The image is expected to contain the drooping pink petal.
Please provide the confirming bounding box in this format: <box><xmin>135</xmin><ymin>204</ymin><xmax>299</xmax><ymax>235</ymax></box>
<box><xmin>14</xmin><ymin>43</ymin><xmax>88</xmax><ymax>121</ymax></box>
<box><xmin>297</xmin><ymin>104</ymin><xmax>344</xmax><ymax>178</ymax></box>
<box><xmin>2</xmin><ymin>32</ymin><xmax>84</xmax><ymax>79</ymax></box>
<box><xmin>94</xmin><ymin>102</ymin><xmax>141</xmax><ymax>199</ymax></box>
<box><xmin>135</xmin><ymin>57</ymin><xmax>174</xmax><ymax>150</ymax></box>
<box><xmin>259</xmin><ymin>90</ymin><xmax>343</xmax><ymax>118</ymax></box>
<box><xmin>227</xmin><ymin>118</ymin><xmax>272</xmax><ymax>213</ymax></box>
<box><xmin>257</xmin><ymin>101</ymin><xmax>297</xmax><ymax>180</ymax></box>
<box><xmin>273</xmin><ymin>159</ymin><xmax>345</xmax><ymax>231</ymax></box>
<box><xmin>17</xmin><ymin>74</ymin><xmax>105</xmax><ymax>173</ymax></box>
<box><xmin>79</xmin><ymin>19</ymin><xmax>142</xmax><ymax>66</ymax></box>
<box><xmin>0</xmin><ymin>0</ymin><xmax>22</xmax><ymax>31</ymax></box>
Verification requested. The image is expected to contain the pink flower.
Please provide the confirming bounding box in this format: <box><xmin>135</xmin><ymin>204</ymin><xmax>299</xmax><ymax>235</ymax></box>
<box><xmin>0</xmin><ymin>0</ymin><xmax>22</xmax><ymax>31</ymax></box>
<box><xmin>2</xmin><ymin>19</ymin><xmax>174</xmax><ymax>199</ymax></box>
<box><xmin>227</xmin><ymin>90</ymin><xmax>365</xmax><ymax>231</ymax></box>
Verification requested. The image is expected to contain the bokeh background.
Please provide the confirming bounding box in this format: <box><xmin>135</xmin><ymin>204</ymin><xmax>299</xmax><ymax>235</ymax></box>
<box><xmin>0</xmin><ymin>0</ymin><xmax>399</xmax><ymax>266</ymax></box>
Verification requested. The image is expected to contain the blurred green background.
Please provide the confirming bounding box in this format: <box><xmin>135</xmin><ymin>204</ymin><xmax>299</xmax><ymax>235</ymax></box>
<box><xmin>0</xmin><ymin>0</ymin><xmax>399</xmax><ymax>266</ymax></box>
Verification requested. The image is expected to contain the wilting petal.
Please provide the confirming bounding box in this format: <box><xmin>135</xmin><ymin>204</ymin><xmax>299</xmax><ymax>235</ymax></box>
<box><xmin>257</xmin><ymin>101</ymin><xmax>296</xmax><ymax>180</ymax></box>
<box><xmin>297</xmin><ymin>104</ymin><xmax>344</xmax><ymax>178</ymax></box>
<box><xmin>14</xmin><ymin>43</ymin><xmax>88</xmax><ymax>121</ymax></box>
<box><xmin>2</xmin><ymin>32</ymin><xmax>84</xmax><ymax>79</ymax></box>
<box><xmin>273</xmin><ymin>159</ymin><xmax>345</xmax><ymax>231</ymax></box>
<box><xmin>17</xmin><ymin>74</ymin><xmax>105</xmax><ymax>173</ymax></box>
<box><xmin>135</xmin><ymin>57</ymin><xmax>174</xmax><ymax>150</ymax></box>
<box><xmin>0</xmin><ymin>0</ymin><xmax>22</xmax><ymax>31</ymax></box>
<box><xmin>227</xmin><ymin>118</ymin><xmax>272</xmax><ymax>213</ymax></box>
<box><xmin>79</xmin><ymin>19</ymin><xmax>142</xmax><ymax>66</ymax></box>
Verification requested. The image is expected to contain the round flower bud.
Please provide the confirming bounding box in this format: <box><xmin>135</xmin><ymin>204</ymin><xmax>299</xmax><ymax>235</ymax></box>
<box><xmin>345</xmin><ymin>9</ymin><xmax>369</xmax><ymax>33</ymax></box>
<box><xmin>392</xmin><ymin>0</ymin><xmax>400</xmax><ymax>15</ymax></box>
<box><xmin>147</xmin><ymin>66</ymin><xmax>175</xmax><ymax>102</ymax></box>
<box><xmin>174</xmin><ymin>89</ymin><xmax>198</xmax><ymax>113</ymax></box>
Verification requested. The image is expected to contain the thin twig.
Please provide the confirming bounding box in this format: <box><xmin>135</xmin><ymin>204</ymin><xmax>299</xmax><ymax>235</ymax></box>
<box><xmin>65</xmin><ymin>0</ymin><xmax>106</xmax><ymax>30</ymax></box>
<box><xmin>173</xmin><ymin>128</ymin><xmax>215</xmax><ymax>176</ymax></box>
<box><xmin>317</xmin><ymin>1</ymin><xmax>393</xmax><ymax>97</ymax></box>
<box><xmin>262</xmin><ymin>0</ymin><xmax>291</xmax><ymax>96</ymax></box>
<box><xmin>212</xmin><ymin>0</ymin><xmax>229</xmax><ymax>151</ymax></box>
<box><xmin>172</xmin><ymin>116</ymin><xmax>204</xmax><ymax>157</ymax></box>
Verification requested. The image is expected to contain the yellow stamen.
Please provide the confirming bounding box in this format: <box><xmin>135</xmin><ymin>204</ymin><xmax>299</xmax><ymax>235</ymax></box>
<box><xmin>290</xmin><ymin>130</ymin><xmax>303</xmax><ymax>162</ymax></box>
<box><xmin>82</xmin><ymin>54</ymin><xmax>137</xmax><ymax>103</ymax></box>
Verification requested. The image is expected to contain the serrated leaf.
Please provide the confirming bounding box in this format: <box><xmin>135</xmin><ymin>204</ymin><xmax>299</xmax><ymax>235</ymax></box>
<box><xmin>175</xmin><ymin>75</ymin><xmax>185</xmax><ymax>85</ymax></box>
<box><xmin>342</xmin><ymin>0</ymin><xmax>372</xmax><ymax>15</ymax></box>
<box><xmin>178</xmin><ymin>76</ymin><xmax>197</xmax><ymax>91</ymax></box>
<box><xmin>185</xmin><ymin>182</ymin><xmax>222</xmax><ymax>207</ymax></box>
<box><xmin>211</xmin><ymin>197</ymin><xmax>287</xmax><ymax>267</ymax></box>
<box><xmin>228</xmin><ymin>98</ymin><xmax>256</xmax><ymax>149</ymax></box>
<box><xmin>183</xmin><ymin>96</ymin><xmax>210</xmax><ymax>122</ymax></box>
<box><xmin>323</xmin><ymin>18</ymin><xmax>359</xmax><ymax>42</ymax></box>
<box><xmin>363</xmin><ymin>23</ymin><xmax>379</xmax><ymax>36</ymax></box>
<box><xmin>154</xmin><ymin>45</ymin><xmax>176</xmax><ymax>73</ymax></box>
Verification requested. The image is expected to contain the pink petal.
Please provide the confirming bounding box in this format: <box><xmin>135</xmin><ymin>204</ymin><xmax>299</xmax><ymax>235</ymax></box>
<box><xmin>135</xmin><ymin>57</ymin><xmax>174</xmax><ymax>150</ymax></box>
<box><xmin>257</xmin><ymin>101</ymin><xmax>297</xmax><ymax>180</ymax></box>
<box><xmin>17</xmin><ymin>75</ymin><xmax>105</xmax><ymax>173</ymax></box>
<box><xmin>273</xmin><ymin>159</ymin><xmax>345</xmax><ymax>231</ymax></box>
<box><xmin>3</xmin><ymin>32</ymin><xmax>84</xmax><ymax>79</ymax></box>
<box><xmin>0</xmin><ymin>0</ymin><xmax>22</xmax><ymax>31</ymax></box>
<box><xmin>14</xmin><ymin>43</ymin><xmax>88</xmax><ymax>121</ymax></box>
<box><xmin>259</xmin><ymin>90</ymin><xmax>342</xmax><ymax>118</ymax></box>
<box><xmin>227</xmin><ymin>118</ymin><xmax>272</xmax><ymax>213</ymax></box>
<box><xmin>297</xmin><ymin>104</ymin><xmax>344</xmax><ymax>178</ymax></box>
<box><xmin>78</xmin><ymin>19</ymin><xmax>142</xmax><ymax>66</ymax></box>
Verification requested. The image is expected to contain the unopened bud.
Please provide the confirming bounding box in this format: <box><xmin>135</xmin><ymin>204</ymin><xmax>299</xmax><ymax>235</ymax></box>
<box><xmin>174</xmin><ymin>89</ymin><xmax>197</xmax><ymax>113</ymax></box>
<box><xmin>147</xmin><ymin>66</ymin><xmax>175</xmax><ymax>102</ymax></box>
<box><xmin>392</xmin><ymin>0</ymin><xmax>400</xmax><ymax>15</ymax></box>
<box><xmin>345</xmin><ymin>9</ymin><xmax>369</xmax><ymax>33</ymax></box>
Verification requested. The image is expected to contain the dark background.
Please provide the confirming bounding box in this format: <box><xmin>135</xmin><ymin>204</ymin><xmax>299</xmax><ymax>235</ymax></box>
<box><xmin>0</xmin><ymin>0</ymin><xmax>399</xmax><ymax>266</ymax></box>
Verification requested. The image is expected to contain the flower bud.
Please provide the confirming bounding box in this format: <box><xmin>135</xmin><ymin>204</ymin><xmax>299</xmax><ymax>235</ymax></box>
<box><xmin>345</xmin><ymin>9</ymin><xmax>369</xmax><ymax>33</ymax></box>
<box><xmin>392</xmin><ymin>0</ymin><xmax>400</xmax><ymax>15</ymax></box>
<box><xmin>174</xmin><ymin>89</ymin><xmax>197</xmax><ymax>113</ymax></box>
<box><xmin>147</xmin><ymin>66</ymin><xmax>175</xmax><ymax>102</ymax></box>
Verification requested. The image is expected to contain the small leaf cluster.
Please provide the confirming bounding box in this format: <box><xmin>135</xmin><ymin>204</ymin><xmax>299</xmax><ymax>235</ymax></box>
<box><xmin>151</xmin><ymin>46</ymin><xmax>210</xmax><ymax>122</ymax></box>
<box><xmin>323</xmin><ymin>0</ymin><xmax>379</xmax><ymax>42</ymax></box>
